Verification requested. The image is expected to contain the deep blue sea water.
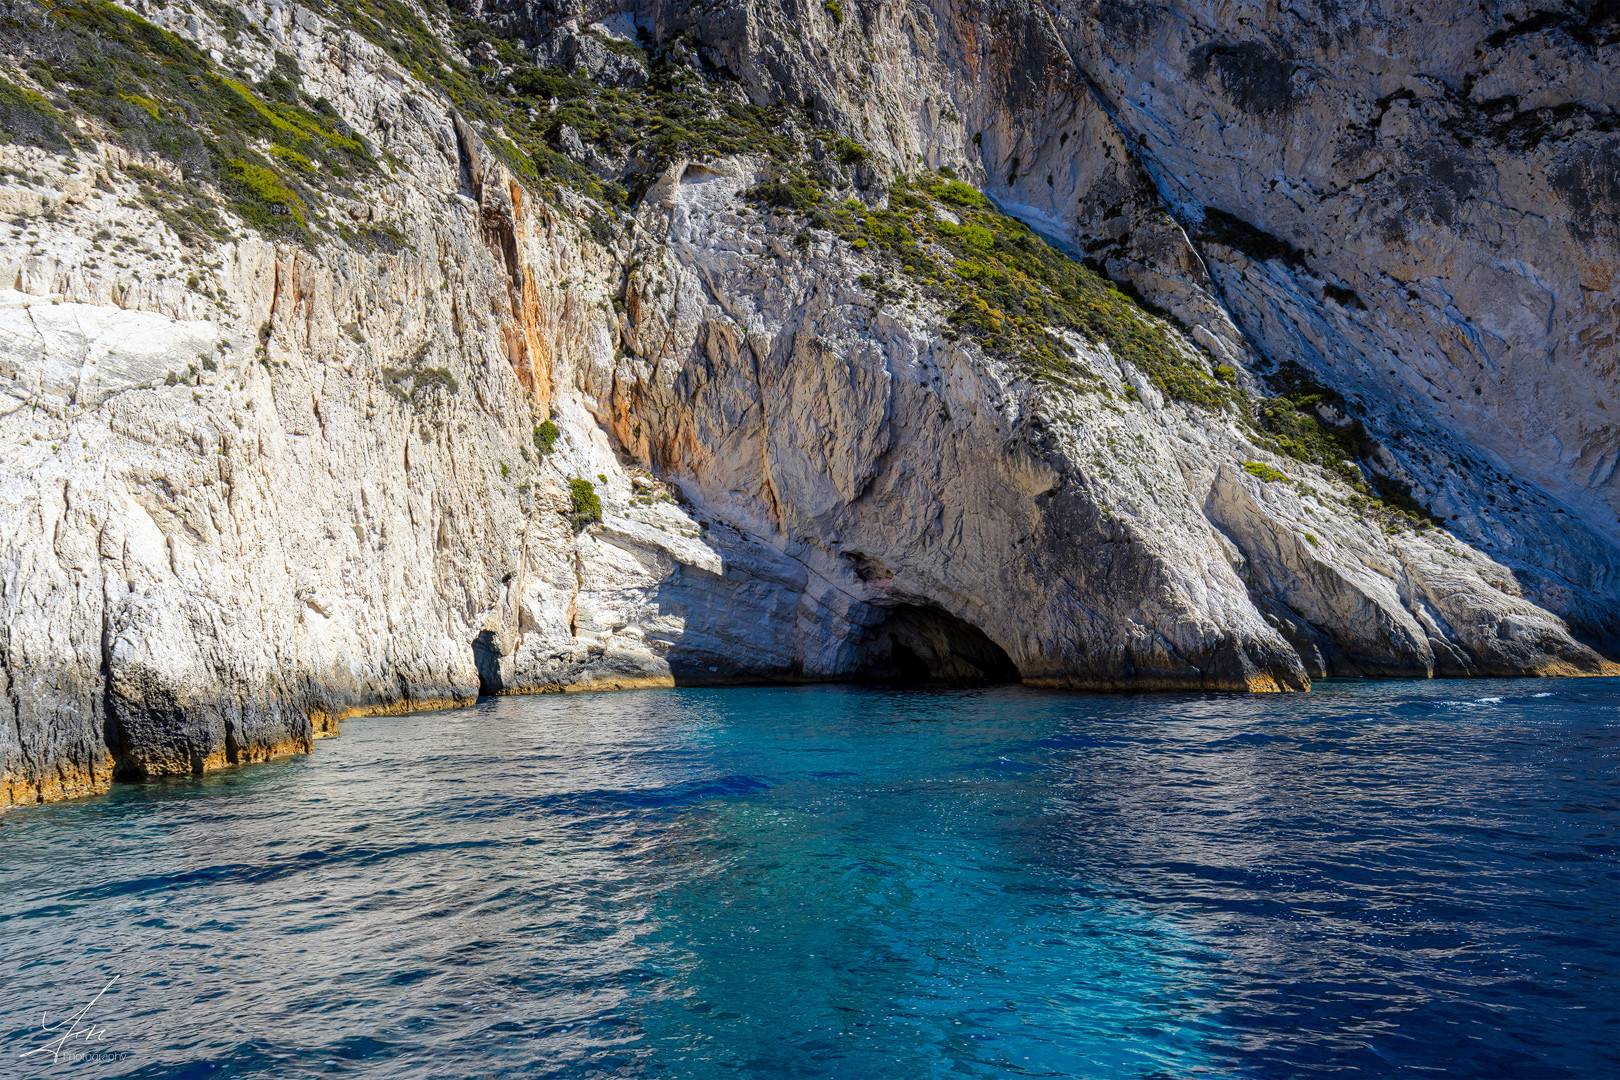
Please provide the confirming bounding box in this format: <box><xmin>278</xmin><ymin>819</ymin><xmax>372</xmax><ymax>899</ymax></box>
<box><xmin>2</xmin><ymin>679</ymin><xmax>1617</xmax><ymax>1079</ymax></box>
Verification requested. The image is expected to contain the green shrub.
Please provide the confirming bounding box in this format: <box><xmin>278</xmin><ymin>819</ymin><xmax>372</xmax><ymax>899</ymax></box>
<box><xmin>534</xmin><ymin>420</ymin><xmax>559</xmax><ymax>455</ymax></box>
<box><xmin>1243</xmin><ymin>461</ymin><xmax>1288</xmax><ymax>482</ymax></box>
<box><xmin>825</xmin><ymin>0</ymin><xmax>845</xmax><ymax>25</ymax></box>
<box><xmin>381</xmin><ymin>344</ymin><xmax>459</xmax><ymax>409</ymax></box>
<box><xmin>930</xmin><ymin>180</ymin><xmax>990</xmax><ymax>208</ymax></box>
<box><xmin>958</xmin><ymin>223</ymin><xmax>995</xmax><ymax>250</ymax></box>
<box><xmin>270</xmin><ymin>145</ymin><xmax>316</xmax><ymax>172</ymax></box>
<box><xmin>568</xmin><ymin>477</ymin><xmax>603</xmax><ymax>529</ymax></box>
<box><xmin>224</xmin><ymin>160</ymin><xmax>306</xmax><ymax>227</ymax></box>
<box><xmin>864</xmin><ymin>214</ymin><xmax>895</xmax><ymax>239</ymax></box>
<box><xmin>747</xmin><ymin>178</ymin><xmax>821</xmax><ymax>211</ymax></box>
<box><xmin>1245</xmin><ymin>364</ymin><xmax>1435</xmax><ymax>529</ymax></box>
<box><xmin>1253</xmin><ymin>383</ymin><xmax>1375</xmax><ymax>492</ymax></box>
<box><xmin>831</xmin><ymin>136</ymin><xmax>865</xmax><ymax>165</ymax></box>
<box><xmin>0</xmin><ymin>77</ymin><xmax>80</xmax><ymax>151</ymax></box>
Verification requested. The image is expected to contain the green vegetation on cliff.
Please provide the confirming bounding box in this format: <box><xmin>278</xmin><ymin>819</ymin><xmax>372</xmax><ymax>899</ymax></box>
<box><xmin>568</xmin><ymin>478</ymin><xmax>603</xmax><ymax>530</ymax></box>
<box><xmin>0</xmin><ymin>76</ymin><xmax>78</xmax><ymax>151</ymax></box>
<box><xmin>534</xmin><ymin>419</ymin><xmax>560</xmax><ymax>456</ymax></box>
<box><xmin>456</xmin><ymin>23</ymin><xmax>813</xmax><ymax>207</ymax></box>
<box><xmin>775</xmin><ymin>172</ymin><xmax>1234</xmax><ymax>409</ymax></box>
<box><xmin>1</xmin><ymin>0</ymin><xmax>1440</xmax><ymax>539</ymax></box>
<box><xmin>0</xmin><ymin>0</ymin><xmax>381</xmax><ymax>243</ymax></box>
<box><xmin>3</xmin><ymin>0</ymin><xmax>844</xmax><ymax>240</ymax></box>
<box><xmin>1244</xmin><ymin>460</ymin><xmax>1288</xmax><ymax>482</ymax></box>
<box><xmin>1253</xmin><ymin>364</ymin><xmax>1440</xmax><ymax>530</ymax></box>
<box><xmin>756</xmin><ymin>170</ymin><xmax>1437</xmax><ymax>533</ymax></box>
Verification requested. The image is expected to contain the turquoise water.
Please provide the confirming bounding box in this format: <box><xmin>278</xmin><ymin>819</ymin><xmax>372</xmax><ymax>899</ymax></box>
<box><xmin>2</xmin><ymin>680</ymin><xmax>1617</xmax><ymax>1078</ymax></box>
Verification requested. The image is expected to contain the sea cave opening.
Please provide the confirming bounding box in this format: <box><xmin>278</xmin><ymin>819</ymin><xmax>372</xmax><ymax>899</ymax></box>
<box><xmin>472</xmin><ymin>629</ymin><xmax>504</xmax><ymax>696</ymax></box>
<box><xmin>852</xmin><ymin>604</ymin><xmax>1021</xmax><ymax>685</ymax></box>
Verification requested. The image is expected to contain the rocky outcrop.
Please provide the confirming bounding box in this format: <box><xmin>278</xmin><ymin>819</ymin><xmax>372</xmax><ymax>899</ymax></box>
<box><xmin>987</xmin><ymin>0</ymin><xmax>1620</xmax><ymax>648</ymax></box>
<box><xmin>1</xmin><ymin>0</ymin><xmax>1615</xmax><ymax>806</ymax></box>
<box><xmin>597</xmin><ymin>156</ymin><xmax>1612</xmax><ymax>683</ymax></box>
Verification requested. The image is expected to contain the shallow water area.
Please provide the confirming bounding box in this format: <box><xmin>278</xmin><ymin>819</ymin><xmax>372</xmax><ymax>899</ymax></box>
<box><xmin>2</xmin><ymin>678</ymin><xmax>1617</xmax><ymax>1078</ymax></box>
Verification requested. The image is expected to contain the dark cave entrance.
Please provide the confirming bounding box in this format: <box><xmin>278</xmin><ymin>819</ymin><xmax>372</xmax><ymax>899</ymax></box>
<box><xmin>852</xmin><ymin>604</ymin><xmax>1021</xmax><ymax>685</ymax></box>
<box><xmin>472</xmin><ymin>629</ymin><xmax>504</xmax><ymax>697</ymax></box>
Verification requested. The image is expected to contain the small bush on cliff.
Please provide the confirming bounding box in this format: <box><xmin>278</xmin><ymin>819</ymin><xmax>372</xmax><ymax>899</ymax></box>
<box><xmin>225</xmin><ymin>160</ymin><xmax>307</xmax><ymax>228</ymax></box>
<box><xmin>534</xmin><ymin>420</ymin><xmax>559</xmax><ymax>455</ymax></box>
<box><xmin>832</xmin><ymin>137</ymin><xmax>865</xmax><ymax>165</ymax></box>
<box><xmin>569</xmin><ymin>478</ymin><xmax>603</xmax><ymax>530</ymax></box>
<box><xmin>1244</xmin><ymin>461</ymin><xmax>1288</xmax><ymax>482</ymax></box>
<box><xmin>382</xmin><ymin>345</ymin><xmax>459</xmax><ymax>409</ymax></box>
<box><xmin>747</xmin><ymin>178</ymin><xmax>822</xmax><ymax>211</ymax></box>
<box><xmin>931</xmin><ymin>180</ymin><xmax>990</xmax><ymax>209</ymax></box>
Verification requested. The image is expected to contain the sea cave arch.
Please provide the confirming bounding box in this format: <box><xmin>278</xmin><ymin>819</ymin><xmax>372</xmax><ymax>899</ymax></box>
<box><xmin>851</xmin><ymin>604</ymin><xmax>1021</xmax><ymax>684</ymax></box>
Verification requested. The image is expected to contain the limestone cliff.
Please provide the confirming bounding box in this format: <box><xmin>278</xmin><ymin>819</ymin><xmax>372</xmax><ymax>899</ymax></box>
<box><xmin>1</xmin><ymin>0</ymin><xmax>1614</xmax><ymax>807</ymax></box>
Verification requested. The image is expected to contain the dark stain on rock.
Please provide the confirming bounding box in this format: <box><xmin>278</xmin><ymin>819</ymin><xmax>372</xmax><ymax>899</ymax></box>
<box><xmin>1439</xmin><ymin>85</ymin><xmax>1617</xmax><ymax>153</ymax></box>
<box><xmin>1324</xmin><ymin>283</ymin><xmax>1367</xmax><ymax>310</ymax></box>
<box><xmin>1550</xmin><ymin>133</ymin><xmax>1620</xmax><ymax>240</ymax></box>
<box><xmin>1189</xmin><ymin>40</ymin><xmax>1299</xmax><ymax>115</ymax></box>
<box><xmin>1090</xmin><ymin>0</ymin><xmax>1169</xmax><ymax>47</ymax></box>
<box><xmin>1480</xmin><ymin>2</ymin><xmax>1620</xmax><ymax>53</ymax></box>
<box><xmin>1194</xmin><ymin>207</ymin><xmax>1310</xmax><ymax>270</ymax></box>
<box><xmin>974</xmin><ymin>0</ymin><xmax>1075</xmax><ymax>115</ymax></box>
<box><xmin>1394</xmin><ymin>147</ymin><xmax>1482</xmax><ymax>226</ymax></box>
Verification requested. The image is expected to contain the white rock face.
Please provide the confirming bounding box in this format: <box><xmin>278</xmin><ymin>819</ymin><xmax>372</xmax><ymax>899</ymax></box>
<box><xmin>621</xmin><ymin>0</ymin><xmax>1620</xmax><ymax>647</ymax></box>
<box><xmin>1059</xmin><ymin>3</ymin><xmax>1620</xmax><ymax>532</ymax></box>
<box><xmin>966</xmin><ymin>0</ymin><xmax>1620</xmax><ymax>644</ymax></box>
<box><xmin>594</xmin><ymin>160</ymin><xmax>1611</xmax><ymax>685</ymax></box>
<box><xmin>1</xmin><ymin>0</ymin><xmax>1615</xmax><ymax>808</ymax></box>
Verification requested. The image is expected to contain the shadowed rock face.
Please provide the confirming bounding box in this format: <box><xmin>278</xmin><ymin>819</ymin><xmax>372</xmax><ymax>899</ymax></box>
<box><xmin>0</xmin><ymin>0</ymin><xmax>1615</xmax><ymax>807</ymax></box>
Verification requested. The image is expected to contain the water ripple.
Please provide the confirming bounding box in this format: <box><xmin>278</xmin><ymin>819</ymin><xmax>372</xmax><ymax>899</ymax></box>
<box><xmin>0</xmin><ymin>679</ymin><xmax>1616</xmax><ymax>1078</ymax></box>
